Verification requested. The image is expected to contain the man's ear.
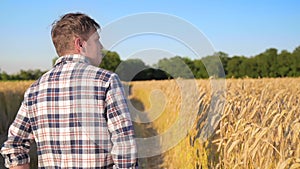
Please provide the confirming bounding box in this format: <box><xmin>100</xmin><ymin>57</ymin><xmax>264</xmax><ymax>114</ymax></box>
<box><xmin>75</xmin><ymin>37</ymin><xmax>86</xmax><ymax>55</ymax></box>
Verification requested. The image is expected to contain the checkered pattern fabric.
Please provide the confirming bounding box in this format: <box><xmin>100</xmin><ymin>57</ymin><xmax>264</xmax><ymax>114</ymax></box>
<box><xmin>1</xmin><ymin>54</ymin><xmax>138</xmax><ymax>168</ymax></box>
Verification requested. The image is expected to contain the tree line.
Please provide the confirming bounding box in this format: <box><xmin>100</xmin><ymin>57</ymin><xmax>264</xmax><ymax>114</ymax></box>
<box><xmin>1</xmin><ymin>46</ymin><xmax>300</xmax><ymax>81</ymax></box>
<box><xmin>0</xmin><ymin>69</ymin><xmax>47</xmax><ymax>81</ymax></box>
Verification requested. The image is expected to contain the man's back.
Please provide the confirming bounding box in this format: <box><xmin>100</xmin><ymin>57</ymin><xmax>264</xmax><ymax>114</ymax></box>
<box><xmin>1</xmin><ymin>55</ymin><xmax>137</xmax><ymax>168</ymax></box>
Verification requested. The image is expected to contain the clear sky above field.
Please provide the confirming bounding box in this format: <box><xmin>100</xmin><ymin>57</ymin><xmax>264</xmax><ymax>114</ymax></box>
<box><xmin>0</xmin><ymin>0</ymin><xmax>299</xmax><ymax>73</ymax></box>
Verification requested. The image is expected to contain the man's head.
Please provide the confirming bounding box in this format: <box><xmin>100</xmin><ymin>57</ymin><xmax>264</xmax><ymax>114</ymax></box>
<box><xmin>51</xmin><ymin>12</ymin><xmax>103</xmax><ymax>66</ymax></box>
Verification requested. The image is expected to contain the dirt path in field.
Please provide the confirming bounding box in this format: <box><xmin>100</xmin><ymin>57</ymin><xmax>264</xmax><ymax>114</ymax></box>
<box><xmin>129</xmin><ymin>97</ymin><xmax>165</xmax><ymax>168</ymax></box>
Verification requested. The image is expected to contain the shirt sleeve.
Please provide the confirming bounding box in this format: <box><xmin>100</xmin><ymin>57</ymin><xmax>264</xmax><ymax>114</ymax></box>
<box><xmin>105</xmin><ymin>73</ymin><xmax>138</xmax><ymax>169</ymax></box>
<box><xmin>0</xmin><ymin>101</ymin><xmax>33</xmax><ymax>168</ymax></box>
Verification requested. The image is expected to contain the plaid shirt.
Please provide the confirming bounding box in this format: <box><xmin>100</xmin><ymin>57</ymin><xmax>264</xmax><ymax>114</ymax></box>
<box><xmin>1</xmin><ymin>54</ymin><xmax>138</xmax><ymax>168</ymax></box>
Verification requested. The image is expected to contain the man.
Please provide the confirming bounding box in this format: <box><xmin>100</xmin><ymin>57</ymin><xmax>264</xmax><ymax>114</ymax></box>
<box><xmin>1</xmin><ymin>13</ymin><xmax>138</xmax><ymax>169</ymax></box>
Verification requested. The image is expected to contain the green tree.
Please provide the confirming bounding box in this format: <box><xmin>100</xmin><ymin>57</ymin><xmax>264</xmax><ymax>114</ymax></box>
<box><xmin>255</xmin><ymin>48</ymin><xmax>278</xmax><ymax>77</ymax></box>
<box><xmin>19</xmin><ymin>70</ymin><xmax>31</xmax><ymax>80</ymax></box>
<box><xmin>182</xmin><ymin>58</ymin><xmax>208</xmax><ymax>78</ymax></box>
<box><xmin>194</xmin><ymin>59</ymin><xmax>209</xmax><ymax>78</ymax></box>
<box><xmin>237</xmin><ymin>57</ymin><xmax>259</xmax><ymax>78</ymax></box>
<box><xmin>1</xmin><ymin>71</ymin><xmax>10</xmax><ymax>81</ymax></box>
<box><xmin>201</xmin><ymin>54</ymin><xmax>225</xmax><ymax>78</ymax></box>
<box><xmin>115</xmin><ymin>59</ymin><xmax>149</xmax><ymax>81</ymax></box>
<box><xmin>133</xmin><ymin>68</ymin><xmax>169</xmax><ymax>81</ymax></box>
<box><xmin>277</xmin><ymin>50</ymin><xmax>292</xmax><ymax>77</ymax></box>
<box><xmin>290</xmin><ymin>46</ymin><xmax>300</xmax><ymax>76</ymax></box>
<box><xmin>157</xmin><ymin>56</ymin><xmax>194</xmax><ymax>79</ymax></box>
<box><xmin>226</xmin><ymin>56</ymin><xmax>244</xmax><ymax>78</ymax></box>
<box><xmin>99</xmin><ymin>50</ymin><xmax>121</xmax><ymax>71</ymax></box>
<box><xmin>216</xmin><ymin>52</ymin><xmax>229</xmax><ymax>76</ymax></box>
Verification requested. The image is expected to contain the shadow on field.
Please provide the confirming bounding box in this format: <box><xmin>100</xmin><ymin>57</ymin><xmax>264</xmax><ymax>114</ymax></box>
<box><xmin>129</xmin><ymin>97</ymin><xmax>165</xmax><ymax>169</ymax></box>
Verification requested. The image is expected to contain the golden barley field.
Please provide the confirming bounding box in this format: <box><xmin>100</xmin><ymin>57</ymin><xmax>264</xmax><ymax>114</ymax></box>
<box><xmin>0</xmin><ymin>78</ymin><xmax>300</xmax><ymax>169</ymax></box>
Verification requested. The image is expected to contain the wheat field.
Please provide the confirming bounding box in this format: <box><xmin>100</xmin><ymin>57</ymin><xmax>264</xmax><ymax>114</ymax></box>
<box><xmin>128</xmin><ymin>78</ymin><xmax>300</xmax><ymax>168</ymax></box>
<box><xmin>0</xmin><ymin>78</ymin><xmax>299</xmax><ymax>168</ymax></box>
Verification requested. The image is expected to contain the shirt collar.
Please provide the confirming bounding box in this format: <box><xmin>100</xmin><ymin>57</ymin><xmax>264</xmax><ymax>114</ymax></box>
<box><xmin>54</xmin><ymin>54</ymin><xmax>91</xmax><ymax>67</ymax></box>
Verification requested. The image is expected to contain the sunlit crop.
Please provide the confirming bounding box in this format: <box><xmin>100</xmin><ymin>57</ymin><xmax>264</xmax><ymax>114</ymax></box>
<box><xmin>0</xmin><ymin>78</ymin><xmax>299</xmax><ymax>168</ymax></box>
<box><xmin>129</xmin><ymin>78</ymin><xmax>300</xmax><ymax>168</ymax></box>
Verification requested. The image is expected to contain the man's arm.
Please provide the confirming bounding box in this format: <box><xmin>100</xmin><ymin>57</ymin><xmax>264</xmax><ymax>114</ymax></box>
<box><xmin>1</xmin><ymin>102</ymin><xmax>33</xmax><ymax>168</ymax></box>
<box><xmin>105</xmin><ymin>74</ymin><xmax>138</xmax><ymax>169</ymax></box>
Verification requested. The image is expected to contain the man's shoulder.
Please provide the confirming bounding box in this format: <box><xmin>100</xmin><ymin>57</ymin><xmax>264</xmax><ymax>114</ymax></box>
<box><xmin>23</xmin><ymin>68</ymin><xmax>112</xmax><ymax>95</ymax></box>
<box><xmin>23</xmin><ymin>70</ymin><xmax>52</xmax><ymax>96</ymax></box>
<box><xmin>86</xmin><ymin>65</ymin><xmax>116</xmax><ymax>81</ymax></box>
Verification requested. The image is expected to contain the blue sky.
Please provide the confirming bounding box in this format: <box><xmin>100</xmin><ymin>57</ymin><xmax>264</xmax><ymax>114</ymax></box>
<box><xmin>0</xmin><ymin>0</ymin><xmax>299</xmax><ymax>73</ymax></box>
